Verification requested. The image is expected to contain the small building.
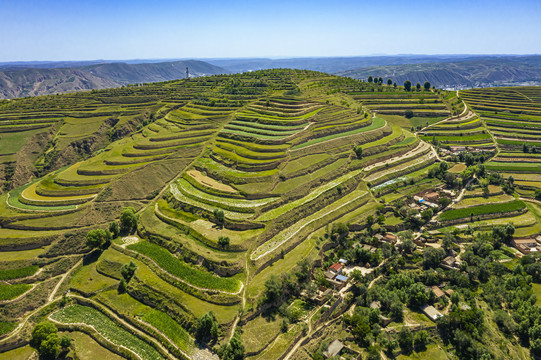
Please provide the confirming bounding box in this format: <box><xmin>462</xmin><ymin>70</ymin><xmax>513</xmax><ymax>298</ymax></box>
<box><xmin>338</xmin><ymin>258</ymin><xmax>348</xmax><ymax>265</ymax></box>
<box><xmin>445</xmin><ymin>289</ymin><xmax>454</xmax><ymax>297</ymax></box>
<box><xmin>324</xmin><ymin>271</ymin><xmax>337</xmax><ymax>280</ymax></box>
<box><xmin>324</xmin><ymin>340</ymin><xmax>344</xmax><ymax>358</ymax></box>
<box><xmin>441</xmin><ymin>256</ymin><xmax>457</xmax><ymax>268</ymax></box>
<box><xmin>370</xmin><ymin>301</ymin><xmax>381</xmax><ymax>309</ymax></box>
<box><xmin>329</xmin><ymin>263</ymin><xmax>343</xmax><ymax>274</ymax></box>
<box><xmin>374</xmin><ymin>234</ymin><xmax>384</xmax><ymax>241</ymax></box>
<box><xmin>335</xmin><ymin>274</ymin><xmax>349</xmax><ymax>283</ymax></box>
<box><xmin>421</xmin><ymin>304</ymin><xmax>443</xmax><ymax>322</ymax></box>
<box><xmin>423</xmin><ymin>191</ymin><xmax>440</xmax><ymax>202</ymax></box>
<box><xmin>384</xmin><ymin>233</ymin><xmax>397</xmax><ymax>244</ymax></box>
<box><xmin>432</xmin><ymin>286</ymin><xmax>445</xmax><ymax>299</ymax></box>
<box><xmin>513</xmin><ymin>238</ymin><xmax>538</xmax><ymax>254</ymax></box>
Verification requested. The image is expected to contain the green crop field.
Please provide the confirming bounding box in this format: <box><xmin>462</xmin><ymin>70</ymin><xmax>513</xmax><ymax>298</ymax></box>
<box><xmin>127</xmin><ymin>241</ymin><xmax>241</xmax><ymax>293</ymax></box>
<box><xmin>50</xmin><ymin>305</ymin><xmax>164</xmax><ymax>360</ymax></box>
<box><xmin>0</xmin><ymin>283</ymin><xmax>32</xmax><ymax>301</ymax></box>
<box><xmin>439</xmin><ymin>200</ymin><xmax>526</xmax><ymax>221</ymax></box>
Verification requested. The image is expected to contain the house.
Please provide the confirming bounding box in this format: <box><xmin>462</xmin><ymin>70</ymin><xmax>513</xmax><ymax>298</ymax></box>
<box><xmin>324</xmin><ymin>340</ymin><xmax>344</xmax><ymax>358</ymax></box>
<box><xmin>445</xmin><ymin>289</ymin><xmax>454</xmax><ymax>297</ymax></box>
<box><xmin>421</xmin><ymin>304</ymin><xmax>443</xmax><ymax>322</ymax></box>
<box><xmin>329</xmin><ymin>263</ymin><xmax>343</xmax><ymax>274</ymax></box>
<box><xmin>370</xmin><ymin>301</ymin><xmax>381</xmax><ymax>309</ymax></box>
<box><xmin>432</xmin><ymin>286</ymin><xmax>446</xmax><ymax>299</ymax></box>
<box><xmin>441</xmin><ymin>256</ymin><xmax>457</xmax><ymax>268</ymax></box>
<box><xmin>335</xmin><ymin>274</ymin><xmax>349</xmax><ymax>283</ymax></box>
<box><xmin>384</xmin><ymin>233</ymin><xmax>397</xmax><ymax>244</ymax></box>
<box><xmin>303</xmin><ymin>288</ymin><xmax>332</xmax><ymax>305</ymax></box>
<box><xmin>324</xmin><ymin>271</ymin><xmax>337</xmax><ymax>280</ymax></box>
<box><xmin>513</xmin><ymin>238</ymin><xmax>538</xmax><ymax>254</ymax></box>
<box><xmin>423</xmin><ymin>191</ymin><xmax>440</xmax><ymax>202</ymax></box>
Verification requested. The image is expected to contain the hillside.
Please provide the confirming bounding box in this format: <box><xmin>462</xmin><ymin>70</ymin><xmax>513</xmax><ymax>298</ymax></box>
<box><xmin>0</xmin><ymin>60</ymin><xmax>227</xmax><ymax>99</ymax></box>
<box><xmin>338</xmin><ymin>56</ymin><xmax>541</xmax><ymax>89</ymax></box>
<box><xmin>0</xmin><ymin>71</ymin><xmax>540</xmax><ymax>360</ymax></box>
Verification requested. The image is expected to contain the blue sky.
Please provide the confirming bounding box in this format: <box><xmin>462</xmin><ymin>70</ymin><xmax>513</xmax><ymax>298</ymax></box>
<box><xmin>0</xmin><ymin>0</ymin><xmax>540</xmax><ymax>61</ymax></box>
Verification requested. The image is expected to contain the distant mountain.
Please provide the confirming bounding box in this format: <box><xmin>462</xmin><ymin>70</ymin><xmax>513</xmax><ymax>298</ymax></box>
<box><xmin>0</xmin><ymin>60</ymin><xmax>227</xmax><ymax>99</ymax></box>
<box><xmin>206</xmin><ymin>55</ymin><xmax>484</xmax><ymax>74</ymax></box>
<box><xmin>337</xmin><ymin>56</ymin><xmax>541</xmax><ymax>89</ymax></box>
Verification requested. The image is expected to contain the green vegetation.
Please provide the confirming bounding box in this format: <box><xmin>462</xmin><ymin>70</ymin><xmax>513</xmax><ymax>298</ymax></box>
<box><xmin>439</xmin><ymin>200</ymin><xmax>526</xmax><ymax>221</ymax></box>
<box><xmin>50</xmin><ymin>305</ymin><xmax>164</xmax><ymax>360</ymax></box>
<box><xmin>0</xmin><ymin>283</ymin><xmax>32</xmax><ymax>301</ymax></box>
<box><xmin>0</xmin><ymin>70</ymin><xmax>540</xmax><ymax>360</ymax></box>
<box><xmin>127</xmin><ymin>241</ymin><xmax>241</xmax><ymax>293</ymax></box>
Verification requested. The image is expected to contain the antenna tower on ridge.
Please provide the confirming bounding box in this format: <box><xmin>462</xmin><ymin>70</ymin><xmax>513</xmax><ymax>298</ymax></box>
<box><xmin>186</xmin><ymin>67</ymin><xmax>189</xmax><ymax>79</ymax></box>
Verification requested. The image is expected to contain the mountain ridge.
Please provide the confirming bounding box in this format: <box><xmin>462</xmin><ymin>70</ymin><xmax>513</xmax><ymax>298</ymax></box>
<box><xmin>0</xmin><ymin>60</ymin><xmax>227</xmax><ymax>99</ymax></box>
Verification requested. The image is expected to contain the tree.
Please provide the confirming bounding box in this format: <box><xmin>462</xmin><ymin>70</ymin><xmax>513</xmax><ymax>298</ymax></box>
<box><xmin>354</xmin><ymin>145</ymin><xmax>363</xmax><ymax>159</ymax></box>
<box><xmin>390</xmin><ymin>301</ymin><xmax>404</xmax><ymax>322</ymax></box>
<box><xmin>368</xmin><ymin>76</ymin><xmax>373</xmax><ymax>83</ymax></box>
<box><xmin>218</xmin><ymin>236</ymin><xmax>230</xmax><ymax>249</ymax></box>
<box><xmin>393</xmin><ymin>82</ymin><xmax>397</xmax><ymax>88</ymax></box>
<box><xmin>121</xmin><ymin>260</ymin><xmax>137</xmax><ymax>282</ymax></box>
<box><xmin>398</xmin><ymin>326</ymin><xmax>413</xmax><ymax>354</ymax></box>
<box><xmin>399</xmin><ymin>238</ymin><xmax>416</xmax><ymax>254</ymax></box>
<box><xmin>404</xmin><ymin>110</ymin><xmax>414</xmax><ymax>119</ymax></box>
<box><xmin>120</xmin><ymin>206</ymin><xmax>137</xmax><ymax>233</ymax></box>
<box><xmin>109</xmin><ymin>221</ymin><xmax>119</xmax><ymax>238</ymax></box>
<box><xmin>31</xmin><ymin>321</ymin><xmax>58</xmax><ymax>348</ymax></box>
<box><xmin>387</xmin><ymin>78</ymin><xmax>393</xmax><ymax>86</ymax></box>
<box><xmin>218</xmin><ymin>331</ymin><xmax>245</xmax><ymax>360</ymax></box>
<box><xmin>214</xmin><ymin>208</ymin><xmax>225</xmax><ymax>226</ymax></box>
<box><xmin>60</xmin><ymin>334</ymin><xmax>71</xmax><ymax>350</ymax></box>
<box><xmin>423</xmin><ymin>247</ymin><xmax>446</xmax><ymax>269</ymax></box>
<box><xmin>39</xmin><ymin>333</ymin><xmax>61</xmax><ymax>359</ymax></box>
<box><xmin>421</xmin><ymin>208</ymin><xmax>433</xmax><ymax>221</ymax></box>
<box><xmin>404</xmin><ymin>80</ymin><xmax>412</xmax><ymax>92</ymax></box>
<box><xmin>414</xmin><ymin>330</ymin><xmax>428</xmax><ymax>349</ymax></box>
<box><xmin>416</xmin><ymin>82</ymin><xmax>421</xmax><ymax>90</ymax></box>
<box><xmin>423</xmin><ymin>81</ymin><xmax>431</xmax><ymax>91</ymax></box>
<box><xmin>196</xmin><ymin>312</ymin><xmax>219</xmax><ymax>343</ymax></box>
<box><xmin>86</xmin><ymin>229</ymin><xmax>111</xmax><ymax>250</ymax></box>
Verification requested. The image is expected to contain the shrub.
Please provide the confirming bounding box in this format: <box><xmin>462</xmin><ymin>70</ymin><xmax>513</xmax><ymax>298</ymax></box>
<box><xmin>86</xmin><ymin>229</ymin><xmax>111</xmax><ymax>250</ymax></box>
<box><xmin>218</xmin><ymin>236</ymin><xmax>230</xmax><ymax>249</ymax></box>
<box><xmin>120</xmin><ymin>206</ymin><xmax>138</xmax><ymax>233</ymax></box>
<box><xmin>195</xmin><ymin>312</ymin><xmax>219</xmax><ymax>344</ymax></box>
<box><xmin>121</xmin><ymin>261</ymin><xmax>137</xmax><ymax>282</ymax></box>
<box><xmin>404</xmin><ymin>110</ymin><xmax>414</xmax><ymax>119</ymax></box>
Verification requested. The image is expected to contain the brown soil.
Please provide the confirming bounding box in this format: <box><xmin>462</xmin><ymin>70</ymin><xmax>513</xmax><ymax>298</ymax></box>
<box><xmin>187</xmin><ymin>169</ymin><xmax>238</xmax><ymax>193</ymax></box>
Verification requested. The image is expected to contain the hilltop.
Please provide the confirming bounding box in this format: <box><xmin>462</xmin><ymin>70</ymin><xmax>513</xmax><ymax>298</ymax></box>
<box><xmin>0</xmin><ymin>60</ymin><xmax>227</xmax><ymax>99</ymax></box>
<box><xmin>0</xmin><ymin>70</ymin><xmax>540</xmax><ymax>360</ymax></box>
<box><xmin>338</xmin><ymin>55</ymin><xmax>541</xmax><ymax>89</ymax></box>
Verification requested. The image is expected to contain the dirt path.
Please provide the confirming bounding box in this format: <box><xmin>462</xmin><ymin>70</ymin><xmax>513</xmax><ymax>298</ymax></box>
<box><xmin>289</xmin><ymin>118</ymin><xmax>388</xmax><ymax>153</ymax></box>
<box><xmin>55</xmin><ymin>295</ymin><xmax>176</xmax><ymax>360</ymax></box>
<box><xmin>364</xmin><ymin>150</ymin><xmax>436</xmax><ymax>183</ymax></box>
<box><xmin>520</xmin><ymin>197</ymin><xmax>541</xmax><ymax>206</ymax></box>
<box><xmin>48</xmin><ymin>259</ymin><xmax>82</xmax><ymax>302</ymax></box>
<box><xmin>0</xmin><ymin>258</ymin><xmax>82</xmax><ymax>345</ymax></box>
<box><xmin>120</xmin><ymin>245</ymin><xmax>244</xmax><ymax>296</ymax></box>
<box><xmin>363</xmin><ymin>141</ymin><xmax>432</xmax><ymax>172</ymax></box>
<box><xmin>251</xmin><ymin>192</ymin><xmax>366</xmax><ymax>261</ymax></box>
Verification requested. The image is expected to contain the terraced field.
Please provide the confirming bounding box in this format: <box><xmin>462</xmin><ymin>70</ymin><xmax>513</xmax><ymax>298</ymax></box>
<box><xmin>460</xmin><ymin>87</ymin><xmax>541</xmax><ymax>196</ymax></box>
<box><xmin>1</xmin><ymin>70</ymin><xmax>540</xmax><ymax>360</ymax></box>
